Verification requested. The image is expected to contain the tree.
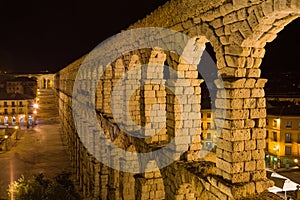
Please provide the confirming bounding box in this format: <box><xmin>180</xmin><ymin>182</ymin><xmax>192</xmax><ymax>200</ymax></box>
<box><xmin>8</xmin><ymin>171</ymin><xmax>81</xmax><ymax>200</ymax></box>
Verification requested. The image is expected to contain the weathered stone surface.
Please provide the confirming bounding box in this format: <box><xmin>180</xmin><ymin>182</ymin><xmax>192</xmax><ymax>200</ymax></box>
<box><xmin>54</xmin><ymin>0</ymin><xmax>300</xmax><ymax>198</ymax></box>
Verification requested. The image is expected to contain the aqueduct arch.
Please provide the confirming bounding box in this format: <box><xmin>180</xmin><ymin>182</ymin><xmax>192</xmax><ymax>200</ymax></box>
<box><xmin>55</xmin><ymin>0</ymin><xmax>300</xmax><ymax>199</ymax></box>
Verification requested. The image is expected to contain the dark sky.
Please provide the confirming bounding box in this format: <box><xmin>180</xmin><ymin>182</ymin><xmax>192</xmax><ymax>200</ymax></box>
<box><xmin>0</xmin><ymin>0</ymin><xmax>299</xmax><ymax>74</ymax></box>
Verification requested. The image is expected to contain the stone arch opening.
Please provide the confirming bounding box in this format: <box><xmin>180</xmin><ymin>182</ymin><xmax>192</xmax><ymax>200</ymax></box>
<box><xmin>260</xmin><ymin>17</ymin><xmax>300</xmax><ymax>170</ymax></box>
<box><xmin>212</xmin><ymin>1</ymin><xmax>300</xmax><ymax>189</ymax></box>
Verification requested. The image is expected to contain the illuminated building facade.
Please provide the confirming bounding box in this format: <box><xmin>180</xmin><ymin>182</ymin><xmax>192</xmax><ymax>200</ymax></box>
<box><xmin>0</xmin><ymin>93</ymin><xmax>37</xmax><ymax>125</ymax></box>
<box><xmin>265</xmin><ymin>102</ymin><xmax>300</xmax><ymax>169</ymax></box>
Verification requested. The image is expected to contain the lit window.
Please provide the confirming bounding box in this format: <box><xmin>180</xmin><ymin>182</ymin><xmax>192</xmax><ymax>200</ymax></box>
<box><xmin>206</xmin><ymin>142</ymin><xmax>212</xmax><ymax>150</ymax></box>
<box><xmin>285</xmin><ymin>146</ymin><xmax>291</xmax><ymax>155</ymax></box>
<box><xmin>285</xmin><ymin>133</ymin><xmax>291</xmax><ymax>143</ymax></box>
<box><xmin>286</xmin><ymin>121</ymin><xmax>292</xmax><ymax>128</ymax></box>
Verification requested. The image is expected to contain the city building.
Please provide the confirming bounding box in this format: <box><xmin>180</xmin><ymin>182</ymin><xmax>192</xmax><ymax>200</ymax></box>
<box><xmin>201</xmin><ymin>108</ymin><xmax>217</xmax><ymax>153</ymax></box>
<box><xmin>0</xmin><ymin>75</ymin><xmax>39</xmax><ymax>126</ymax></box>
<box><xmin>6</xmin><ymin>76</ymin><xmax>38</xmax><ymax>98</ymax></box>
<box><xmin>0</xmin><ymin>93</ymin><xmax>29</xmax><ymax>124</ymax></box>
<box><xmin>265</xmin><ymin>101</ymin><xmax>300</xmax><ymax>169</ymax></box>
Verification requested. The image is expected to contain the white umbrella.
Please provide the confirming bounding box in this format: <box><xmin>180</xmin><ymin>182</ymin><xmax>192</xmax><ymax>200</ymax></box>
<box><xmin>268</xmin><ymin>185</ymin><xmax>284</xmax><ymax>193</ymax></box>
<box><xmin>266</xmin><ymin>169</ymin><xmax>300</xmax><ymax>199</ymax></box>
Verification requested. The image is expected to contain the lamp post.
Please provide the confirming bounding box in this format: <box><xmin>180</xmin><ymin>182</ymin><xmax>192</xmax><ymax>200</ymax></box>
<box><xmin>14</xmin><ymin>126</ymin><xmax>19</xmax><ymax>140</ymax></box>
<box><xmin>4</xmin><ymin>135</ymin><xmax>8</xmax><ymax>151</ymax></box>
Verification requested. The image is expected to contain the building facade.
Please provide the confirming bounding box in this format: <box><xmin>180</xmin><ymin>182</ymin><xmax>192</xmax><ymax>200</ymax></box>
<box><xmin>0</xmin><ymin>94</ymin><xmax>37</xmax><ymax>125</ymax></box>
<box><xmin>201</xmin><ymin>109</ymin><xmax>217</xmax><ymax>153</ymax></box>
<box><xmin>265</xmin><ymin>112</ymin><xmax>300</xmax><ymax>169</ymax></box>
<box><xmin>6</xmin><ymin>76</ymin><xmax>38</xmax><ymax>98</ymax></box>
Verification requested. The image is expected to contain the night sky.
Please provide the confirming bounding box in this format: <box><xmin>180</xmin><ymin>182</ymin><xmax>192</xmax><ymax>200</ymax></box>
<box><xmin>0</xmin><ymin>0</ymin><xmax>299</xmax><ymax>74</ymax></box>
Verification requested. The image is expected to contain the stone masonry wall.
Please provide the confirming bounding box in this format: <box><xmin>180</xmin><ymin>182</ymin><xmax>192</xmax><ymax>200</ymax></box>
<box><xmin>54</xmin><ymin>0</ymin><xmax>300</xmax><ymax>199</ymax></box>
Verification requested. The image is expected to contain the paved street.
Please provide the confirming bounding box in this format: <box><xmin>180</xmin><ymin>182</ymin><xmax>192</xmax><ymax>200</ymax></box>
<box><xmin>0</xmin><ymin>89</ymin><xmax>72</xmax><ymax>199</ymax></box>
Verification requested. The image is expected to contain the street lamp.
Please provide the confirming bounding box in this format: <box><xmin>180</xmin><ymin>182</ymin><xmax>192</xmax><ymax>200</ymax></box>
<box><xmin>4</xmin><ymin>135</ymin><xmax>8</xmax><ymax>151</ymax></box>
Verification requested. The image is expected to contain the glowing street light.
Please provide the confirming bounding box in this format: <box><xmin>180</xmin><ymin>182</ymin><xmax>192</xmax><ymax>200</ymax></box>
<box><xmin>4</xmin><ymin>135</ymin><xmax>8</xmax><ymax>150</ymax></box>
<box><xmin>14</xmin><ymin>126</ymin><xmax>19</xmax><ymax>140</ymax></box>
<box><xmin>33</xmin><ymin>103</ymin><xmax>39</xmax><ymax>109</ymax></box>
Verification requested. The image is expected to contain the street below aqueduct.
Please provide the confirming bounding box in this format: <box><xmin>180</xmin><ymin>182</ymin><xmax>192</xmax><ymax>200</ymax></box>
<box><xmin>0</xmin><ymin>89</ymin><xmax>72</xmax><ymax>199</ymax></box>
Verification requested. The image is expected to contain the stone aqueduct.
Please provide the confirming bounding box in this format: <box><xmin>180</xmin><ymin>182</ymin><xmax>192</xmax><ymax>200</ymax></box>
<box><xmin>54</xmin><ymin>0</ymin><xmax>300</xmax><ymax>199</ymax></box>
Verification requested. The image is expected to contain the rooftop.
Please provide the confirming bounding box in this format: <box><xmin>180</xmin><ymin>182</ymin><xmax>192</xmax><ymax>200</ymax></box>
<box><xmin>0</xmin><ymin>92</ymin><xmax>33</xmax><ymax>100</ymax></box>
<box><xmin>267</xmin><ymin>101</ymin><xmax>300</xmax><ymax>116</ymax></box>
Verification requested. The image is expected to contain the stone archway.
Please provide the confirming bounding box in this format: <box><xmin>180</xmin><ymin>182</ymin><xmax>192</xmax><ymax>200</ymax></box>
<box><xmin>54</xmin><ymin>0</ymin><xmax>300</xmax><ymax>199</ymax></box>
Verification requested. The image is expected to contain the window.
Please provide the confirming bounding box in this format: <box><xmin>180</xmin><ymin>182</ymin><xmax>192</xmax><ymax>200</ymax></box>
<box><xmin>266</xmin><ymin>119</ymin><xmax>269</xmax><ymax>126</ymax></box>
<box><xmin>207</xmin><ymin>122</ymin><xmax>211</xmax><ymax>129</ymax></box>
<box><xmin>12</xmin><ymin>102</ymin><xmax>15</xmax><ymax>107</ymax></box>
<box><xmin>273</xmin><ymin>120</ymin><xmax>277</xmax><ymax>127</ymax></box>
<box><xmin>206</xmin><ymin>142</ymin><xmax>212</xmax><ymax>150</ymax></box>
<box><xmin>4</xmin><ymin>109</ymin><xmax>8</xmax><ymax>115</ymax></box>
<box><xmin>12</xmin><ymin>109</ymin><xmax>15</xmax><ymax>114</ymax></box>
<box><xmin>207</xmin><ymin>133</ymin><xmax>211</xmax><ymax>140</ymax></box>
<box><xmin>207</xmin><ymin>113</ymin><xmax>211</xmax><ymax>118</ymax></box>
<box><xmin>266</xmin><ymin>130</ymin><xmax>269</xmax><ymax>139</ymax></box>
<box><xmin>4</xmin><ymin>102</ymin><xmax>7</xmax><ymax>107</ymax></box>
<box><xmin>273</xmin><ymin>132</ymin><xmax>277</xmax><ymax>142</ymax></box>
<box><xmin>285</xmin><ymin>146</ymin><xmax>291</xmax><ymax>155</ymax></box>
<box><xmin>285</xmin><ymin>133</ymin><xmax>291</xmax><ymax>143</ymax></box>
<box><xmin>298</xmin><ymin>122</ymin><xmax>300</xmax><ymax>128</ymax></box>
<box><xmin>286</xmin><ymin>121</ymin><xmax>292</xmax><ymax>128</ymax></box>
<box><xmin>266</xmin><ymin>142</ymin><xmax>269</xmax><ymax>151</ymax></box>
<box><xmin>19</xmin><ymin>101</ymin><xmax>23</xmax><ymax>107</ymax></box>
